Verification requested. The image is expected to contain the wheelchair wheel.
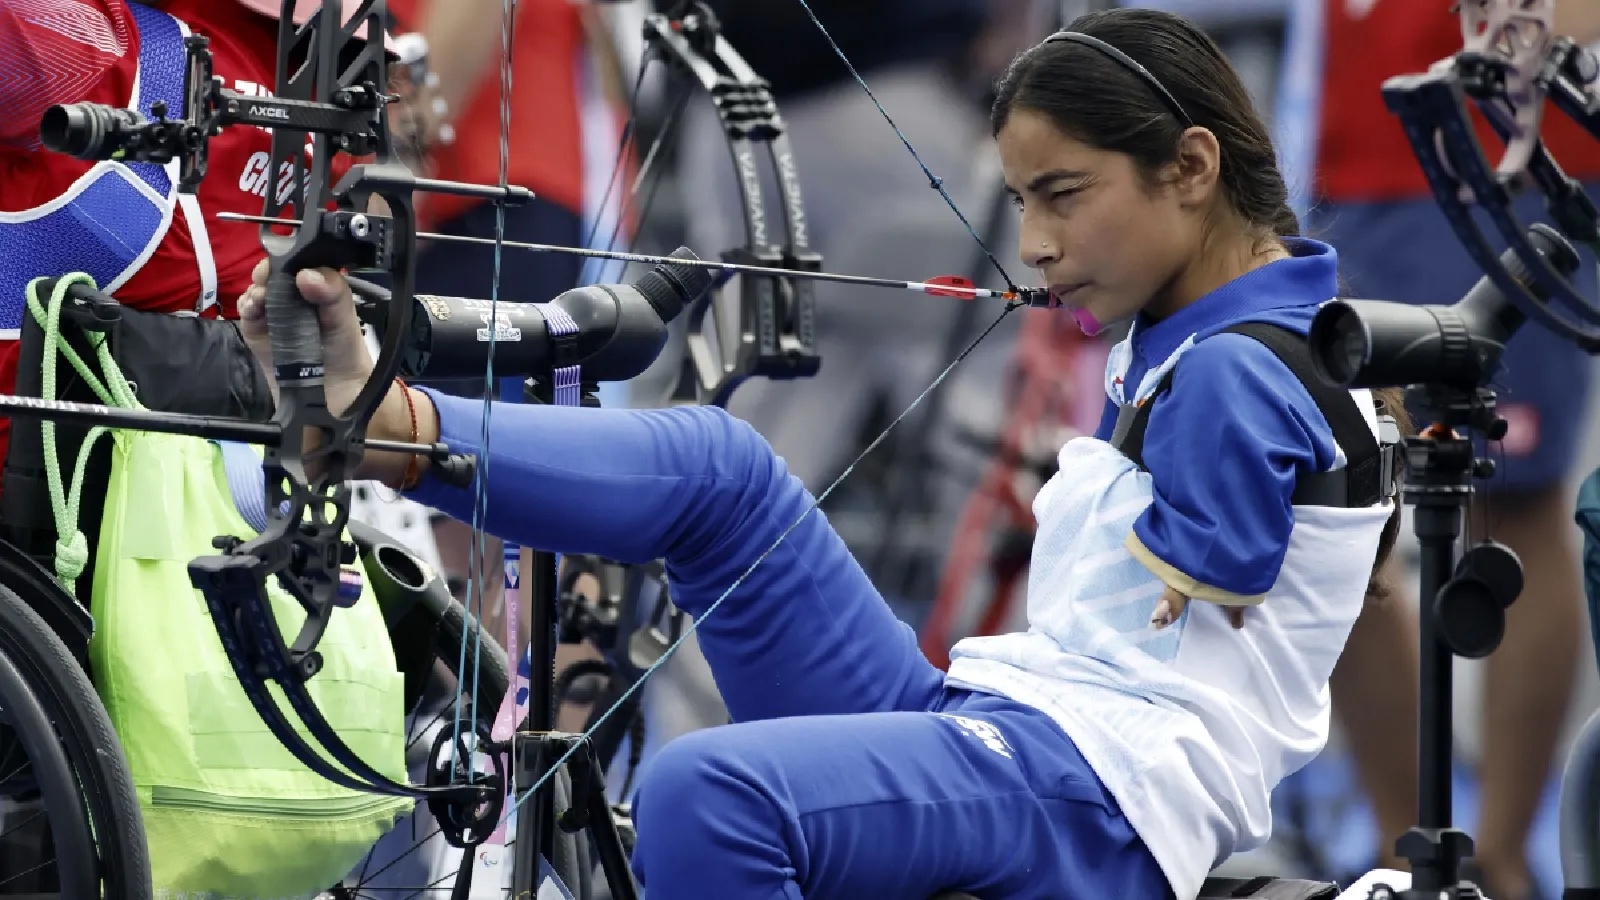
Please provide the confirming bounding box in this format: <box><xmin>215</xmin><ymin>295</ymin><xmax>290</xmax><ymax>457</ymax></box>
<box><xmin>435</xmin><ymin>595</ymin><xmax>512</xmax><ymax>711</ymax></box>
<box><xmin>0</xmin><ymin>583</ymin><xmax>150</xmax><ymax>898</ymax></box>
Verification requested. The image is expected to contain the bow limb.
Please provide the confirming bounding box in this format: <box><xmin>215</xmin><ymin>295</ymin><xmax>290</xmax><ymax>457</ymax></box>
<box><xmin>639</xmin><ymin>4</ymin><xmax>823</xmax><ymax>407</ymax></box>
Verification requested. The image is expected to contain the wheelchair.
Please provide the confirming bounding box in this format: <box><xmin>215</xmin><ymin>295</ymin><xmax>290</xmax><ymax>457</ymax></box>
<box><xmin>0</xmin><ymin>280</ymin><xmax>514</xmax><ymax>896</ymax></box>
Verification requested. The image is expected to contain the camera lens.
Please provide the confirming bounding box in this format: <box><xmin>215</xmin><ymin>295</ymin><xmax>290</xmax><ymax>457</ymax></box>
<box><xmin>1310</xmin><ymin>303</ymin><xmax>1371</xmax><ymax>387</ymax></box>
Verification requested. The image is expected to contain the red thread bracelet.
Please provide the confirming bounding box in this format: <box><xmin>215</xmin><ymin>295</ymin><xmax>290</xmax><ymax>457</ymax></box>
<box><xmin>395</xmin><ymin>377</ymin><xmax>423</xmax><ymax>491</ymax></box>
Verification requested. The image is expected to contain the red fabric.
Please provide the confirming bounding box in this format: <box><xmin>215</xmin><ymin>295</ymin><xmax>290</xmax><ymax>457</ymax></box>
<box><xmin>387</xmin><ymin>0</ymin><xmax>588</xmax><ymax>229</ymax></box>
<box><xmin>1317</xmin><ymin>0</ymin><xmax>1600</xmax><ymax>202</ymax></box>
<box><xmin>0</xmin><ymin>0</ymin><xmax>349</xmax><ymax>465</ymax></box>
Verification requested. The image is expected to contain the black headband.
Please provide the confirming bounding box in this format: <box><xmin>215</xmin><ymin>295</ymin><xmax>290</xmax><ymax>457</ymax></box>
<box><xmin>1043</xmin><ymin>31</ymin><xmax>1195</xmax><ymax>129</ymax></box>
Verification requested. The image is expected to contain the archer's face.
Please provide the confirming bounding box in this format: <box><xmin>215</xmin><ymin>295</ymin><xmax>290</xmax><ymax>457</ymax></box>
<box><xmin>996</xmin><ymin>108</ymin><xmax>1196</xmax><ymax>327</ymax></box>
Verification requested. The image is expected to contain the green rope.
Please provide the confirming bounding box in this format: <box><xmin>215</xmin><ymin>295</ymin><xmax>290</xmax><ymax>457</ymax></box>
<box><xmin>23</xmin><ymin>275</ymin><xmax>142</xmax><ymax>590</ymax></box>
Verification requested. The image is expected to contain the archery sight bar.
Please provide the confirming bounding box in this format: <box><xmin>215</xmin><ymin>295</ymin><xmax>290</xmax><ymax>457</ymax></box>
<box><xmin>40</xmin><ymin>31</ymin><xmax>528</xmax><ymax>209</ymax></box>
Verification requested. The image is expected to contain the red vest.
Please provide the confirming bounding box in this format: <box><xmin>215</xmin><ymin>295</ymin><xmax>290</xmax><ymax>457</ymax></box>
<box><xmin>0</xmin><ymin>0</ymin><xmax>323</xmax><ymax>469</ymax></box>
<box><xmin>387</xmin><ymin>0</ymin><xmax>590</xmax><ymax>229</ymax></box>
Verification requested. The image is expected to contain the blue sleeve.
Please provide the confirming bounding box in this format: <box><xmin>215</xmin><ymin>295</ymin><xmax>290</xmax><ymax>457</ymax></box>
<box><xmin>404</xmin><ymin>389</ymin><xmax>886</xmax><ymax>620</ymax></box>
<box><xmin>1130</xmin><ymin>334</ymin><xmax>1340</xmax><ymax>599</ymax></box>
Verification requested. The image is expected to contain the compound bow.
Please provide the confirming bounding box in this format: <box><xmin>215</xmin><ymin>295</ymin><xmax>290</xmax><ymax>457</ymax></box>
<box><xmin>32</xmin><ymin>0</ymin><xmax>508</xmax><ymax>819</ymax></box>
<box><xmin>1383</xmin><ymin>0</ymin><xmax>1600</xmax><ymax>349</ymax></box>
<box><xmin>22</xmin><ymin>0</ymin><xmax>1059</xmax><ymax>892</ymax></box>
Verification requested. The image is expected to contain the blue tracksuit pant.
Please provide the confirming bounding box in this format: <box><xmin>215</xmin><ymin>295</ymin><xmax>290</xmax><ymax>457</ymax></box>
<box><xmin>409</xmin><ymin>395</ymin><xmax>1171</xmax><ymax>899</ymax></box>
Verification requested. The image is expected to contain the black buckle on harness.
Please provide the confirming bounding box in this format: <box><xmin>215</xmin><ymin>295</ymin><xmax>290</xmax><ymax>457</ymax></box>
<box><xmin>1377</xmin><ymin>413</ymin><xmax>1402</xmax><ymax>504</ymax></box>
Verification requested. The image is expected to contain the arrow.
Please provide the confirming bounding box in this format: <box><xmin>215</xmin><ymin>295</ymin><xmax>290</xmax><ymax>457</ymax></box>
<box><xmin>218</xmin><ymin>212</ymin><xmax>1053</xmax><ymax>306</ymax></box>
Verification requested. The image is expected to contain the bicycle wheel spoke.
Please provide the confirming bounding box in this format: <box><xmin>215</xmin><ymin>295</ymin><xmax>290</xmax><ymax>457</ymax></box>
<box><xmin>0</xmin><ymin>753</ymin><xmax>33</xmax><ymax>789</ymax></box>
<box><xmin>350</xmin><ymin>823</ymin><xmax>447</xmax><ymax>888</ymax></box>
<box><xmin>0</xmin><ymin>807</ymin><xmax>45</xmax><ymax>846</ymax></box>
<box><xmin>0</xmin><ymin>856</ymin><xmax>53</xmax><ymax>891</ymax></box>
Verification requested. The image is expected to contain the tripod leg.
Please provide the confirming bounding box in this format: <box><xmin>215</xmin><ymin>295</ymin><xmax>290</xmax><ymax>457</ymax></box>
<box><xmin>582</xmin><ymin>757</ymin><xmax>640</xmax><ymax>900</ymax></box>
<box><xmin>511</xmin><ymin>735</ymin><xmax>559</xmax><ymax>898</ymax></box>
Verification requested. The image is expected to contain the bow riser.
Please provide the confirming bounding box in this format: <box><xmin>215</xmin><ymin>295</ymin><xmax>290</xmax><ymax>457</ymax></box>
<box><xmin>179</xmin><ymin>0</ymin><xmax>497</xmax><ymax>808</ymax></box>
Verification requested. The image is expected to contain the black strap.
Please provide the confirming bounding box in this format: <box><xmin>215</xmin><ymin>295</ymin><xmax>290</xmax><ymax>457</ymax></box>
<box><xmin>1111</xmin><ymin>322</ymin><xmax>1382</xmax><ymax>508</ymax></box>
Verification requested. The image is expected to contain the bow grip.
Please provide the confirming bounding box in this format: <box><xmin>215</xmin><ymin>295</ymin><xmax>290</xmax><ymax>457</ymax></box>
<box><xmin>265</xmin><ymin>263</ymin><xmax>327</xmax><ymax>386</ymax></box>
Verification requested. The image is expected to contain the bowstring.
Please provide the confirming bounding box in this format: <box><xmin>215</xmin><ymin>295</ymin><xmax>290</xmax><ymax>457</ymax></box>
<box><xmin>577</xmin><ymin>57</ymin><xmax>653</xmax><ymax>279</ymax></box>
<box><xmin>584</xmin><ymin>48</ymin><xmax>697</xmax><ymax>284</ymax></box>
<box><xmin>790</xmin><ymin>0</ymin><xmax>1022</xmax><ymax>294</ymax></box>
<box><xmin>451</xmin><ymin>0</ymin><xmax>517</xmax><ymax>780</ymax></box>
<box><xmin>598</xmin><ymin>83</ymin><xmax>693</xmax><ymax>280</ymax></box>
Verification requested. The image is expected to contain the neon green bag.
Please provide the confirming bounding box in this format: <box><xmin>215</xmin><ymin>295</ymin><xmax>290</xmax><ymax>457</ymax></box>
<box><xmin>26</xmin><ymin>276</ymin><xmax>412</xmax><ymax>899</ymax></box>
<box><xmin>90</xmin><ymin>433</ymin><xmax>412</xmax><ymax>898</ymax></box>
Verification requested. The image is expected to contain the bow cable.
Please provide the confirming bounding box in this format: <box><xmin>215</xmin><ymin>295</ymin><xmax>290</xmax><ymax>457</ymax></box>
<box><xmin>449</xmin><ymin>0</ymin><xmax>519</xmax><ymax>788</ymax></box>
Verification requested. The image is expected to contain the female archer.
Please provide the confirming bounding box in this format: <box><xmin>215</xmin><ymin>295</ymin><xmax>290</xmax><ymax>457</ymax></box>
<box><xmin>241</xmin><ymin>8</ymin><xmax>1406</xmax><ymax>898</ymax></box>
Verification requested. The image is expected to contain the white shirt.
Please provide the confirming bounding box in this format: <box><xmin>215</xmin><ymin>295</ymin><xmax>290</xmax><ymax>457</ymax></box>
<box><xmin>946</xmin><ymin>336</ymin><xmax>1393</xmax><ymax>900</ymax></box>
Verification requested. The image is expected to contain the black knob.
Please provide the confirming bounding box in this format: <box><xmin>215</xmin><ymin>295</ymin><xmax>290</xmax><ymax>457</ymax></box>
<box><xmin>1458</xmin><ymin>541</ymin><xmax>1523</xmax><ymax>609</ymax></box>
<box><xmin>1435</xmin><ymin>575</ymin><xmax>1505</xmax><ymax>659</ymax></box>
<box><xmin>1563</xmin><ymin>43</ymin><xmax>1600</xmax><ymax>85</ymax></box>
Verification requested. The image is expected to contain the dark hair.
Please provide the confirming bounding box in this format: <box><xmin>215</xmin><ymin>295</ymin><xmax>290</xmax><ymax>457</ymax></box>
<box><xmin>991</xmin><ymin>8</ymin><xmax>1300</xmax><ymax>240</ymax></box>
